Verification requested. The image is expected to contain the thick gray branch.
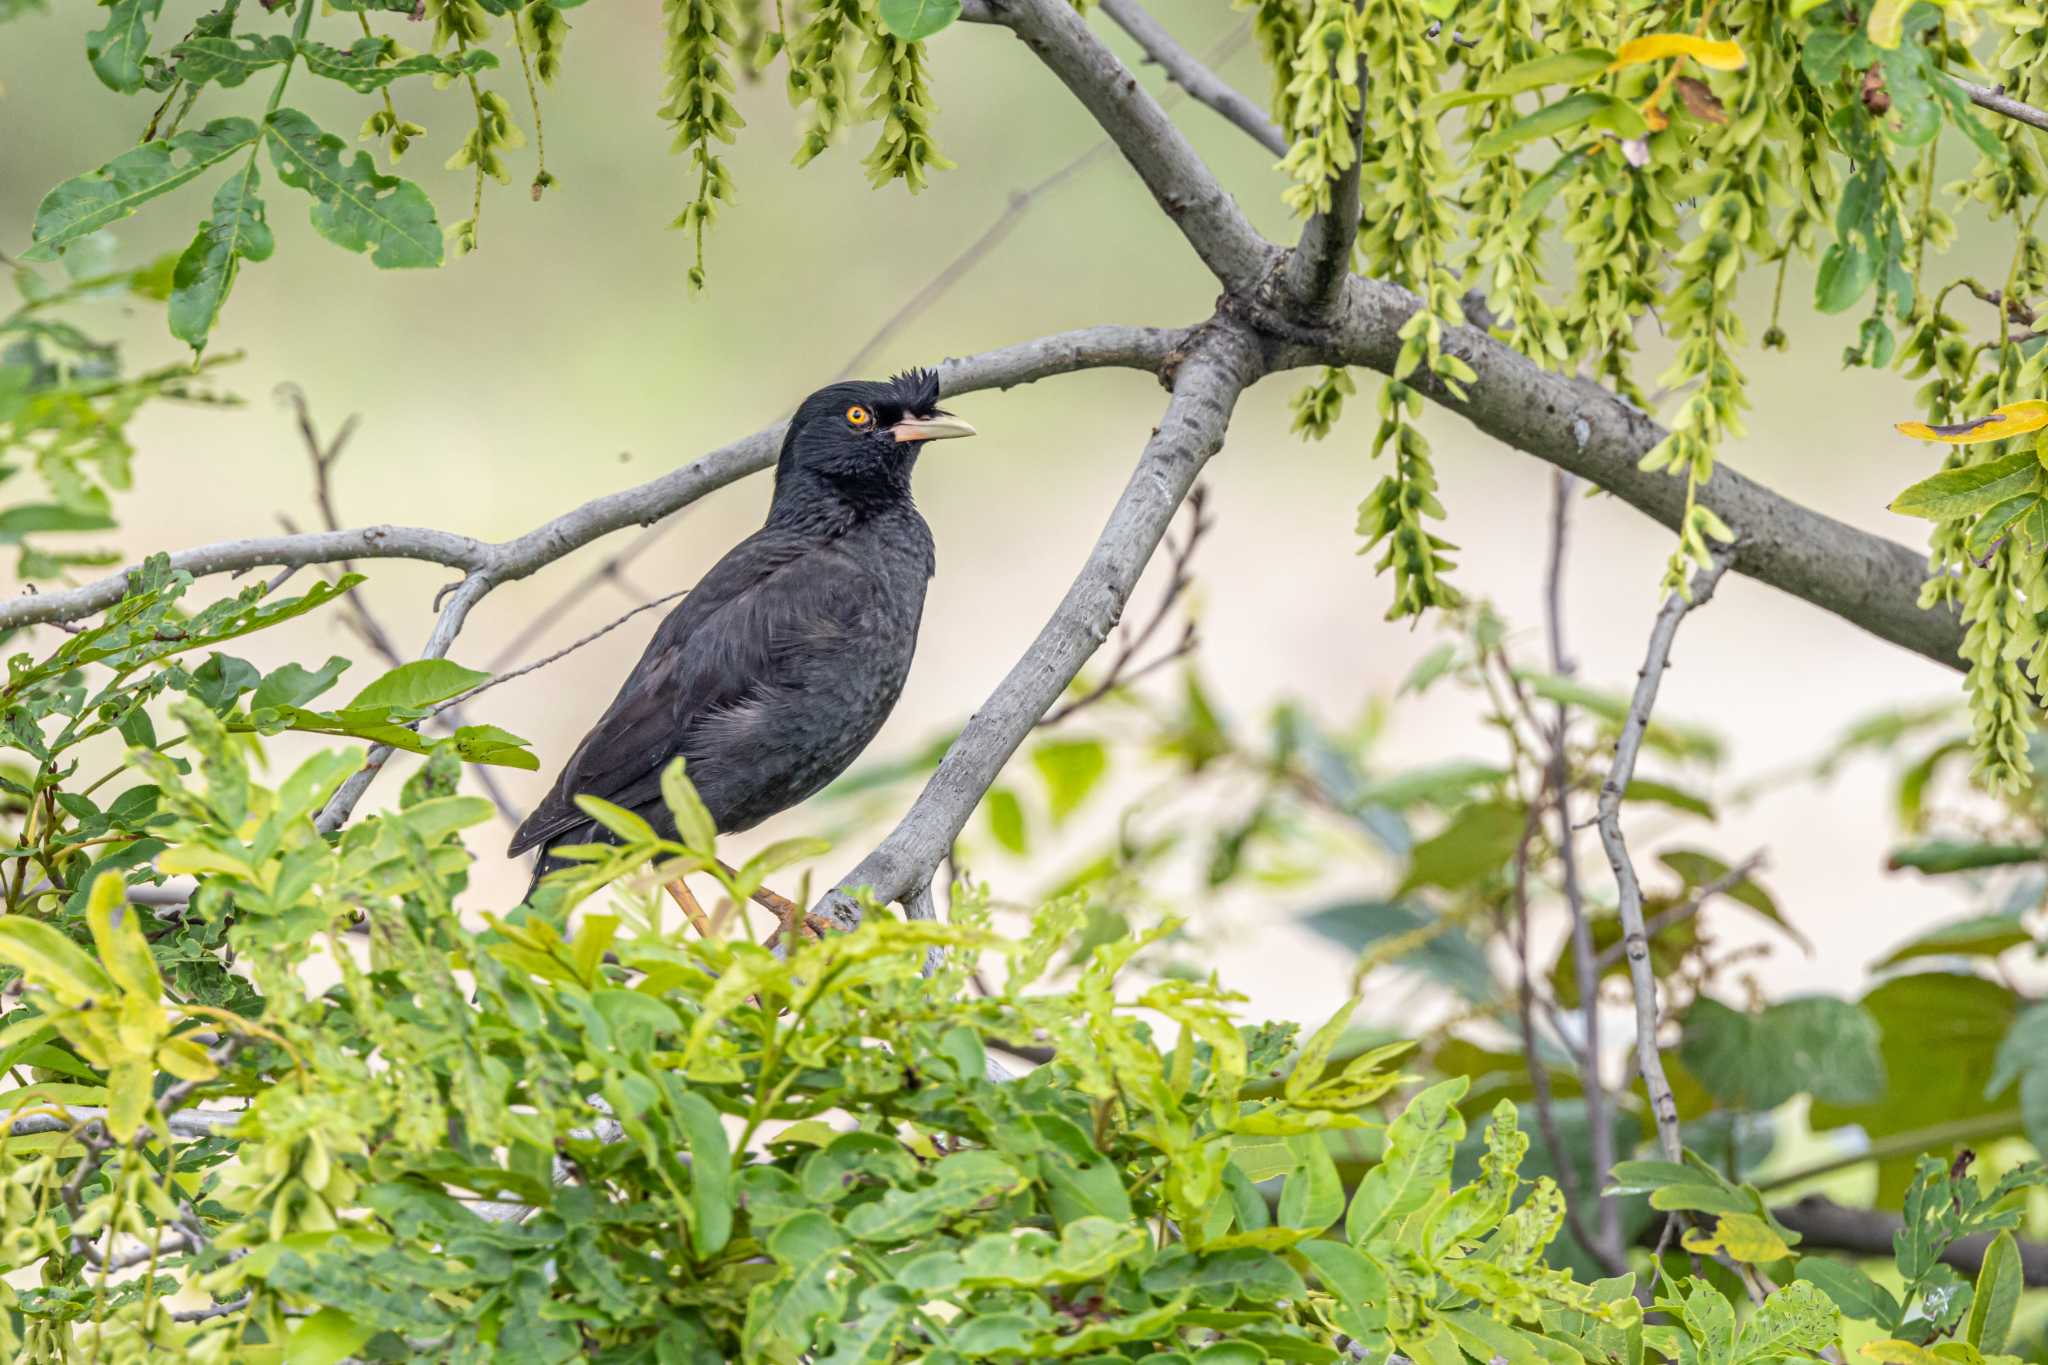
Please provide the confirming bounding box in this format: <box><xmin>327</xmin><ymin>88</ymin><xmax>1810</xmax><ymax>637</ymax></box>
<box><xmin>1096</xmin><ymin>0</ymin><xmax>1288</xmax><ymax>156</ymax></box>
<box><xmin>1772</xmin><ymin>1196</ymin><xmax>2048</xmax><ymax>1287</ymax></box>
<box><xmin>817</xmin><ymin>323</ymin><xmax>1264</xmax><ymax>923</ymax></box>
<box><xmin>978</xmin><ymin>0</ymin><xmax>1277</xmax><ymax>295</ymax></box>
<box><xmin>1</xmin><ymin>326</ymin><xmax>1185</xmax><ymax>634</ymax></box>
<box><xmin>1300</xmin><ymin>276</ymin><xmax>1964</xmax><ymax>670</ymax></box>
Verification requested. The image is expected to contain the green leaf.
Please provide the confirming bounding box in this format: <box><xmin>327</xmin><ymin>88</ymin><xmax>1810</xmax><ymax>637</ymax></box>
<box><xmin>1484</xmin><ymin>47</ymin><xmax>1616</xmax><ymax>95</ymax></box>
<box><xmin>662</xmin><ymin>757</ymin><xmax>718</xmax><ymax>852</ymax></box>
<box><xmin>27</xmin><ymin>119</ymin><xmax>260</xmax><ymax>260</ymax></box>
<box><xmin>1733</xmin><ymin>1281</ymin><xmax>1839</xmax><ymax>1365</ymax></box>
<box><xmin>169</xmin><ymin>162</ymin><xmax>273</xmax><ymax>351</ymax></box>
<box><xmin>1680</xmin><ymin>996</ymin><xmax>1885</xmax><ymax>1111</ymax></box>
<box><xmin>1985</xmin><ymin>1002</ymin><xmax>2048</xmax><ymax>1101</ymax></box>
<box><xmin>87</xmin><ymin>0</ymin><xmax>163</xmax><ymax>93</ymax></box>
<box><xmin>1297</xmin><ymin>900</ymin><xmax>1496</xmax><ymax>1002</ymax></box>
<box><xmin>169</xmin><ymin>32</ymin><xmax>294</xmax><ymax>87</ymax></box>
<box><xmin>285</xmin><ymin>1307</ymin><xmax>378</xmax><ymax>1365</ymax></box>
<box><xmin>254</xmin><ymin>657</ymin><xmax>351</xmax><ymax>710</ymax></box>
<box><xmin>1399</xmin><ymin>800</ymin><xmax>1526</xmax><ymax>893</ymax></box>
<box><xmin>841</xmin><ymin>1151</ymin><xmax>1027</xmax><ymax>1242</ymax></box>
<box><xmin>1964</xmin><ymin>1231</ymin><xmax>2021</xmax><ymax>1353</ymax></box>
<box><xmin>1276</xmin><ymin>1133</ymin><xmax>1342</xmax><ymax>1232</ymax></box>
<box><xmin>0</xmin><ymin>916</ymin><xmax>117</xmax><ymax>1004</ymax></box>
<box><xmin>1886</xmin><ymin>839</ymin><xmax>2047</xmax><ymax>874</ymax></box>
<box><xmin>1890</xmin><ymin>450</ymin><xmax>2043</xmax><ymax>522</ymax></box>
<box><xmin>1352</xmin><ymin>761</ymin><xmax>1504</xmax><ymax>809</ymax></box>
<box><xmin>264</xmin><ymin>108</ymin><xmax>444</xmax><ymax>268</ymax></box>
<box><xmin>1815</xmin><ymin>242</ymin><xmax>1877</xmax><ymax>313</ymax></box>
<box><xmin>575</xmin><ymin>795</ymin><xmax>657</xmax><ymax>844</ymax></box>
<box><xmin>1658</xmin><ymin>850</ymin><xmax>1802</xmax><ymax>946</ymax></box>
<box><xmin>1346</xmin><ymin>1077</ymin><xmax>1466</xmax><ymax>1243</ymax></box>
<box><xmin>1472</xmin><ymin>92</ymin><xmax>1643</xmax><ymax>158</ymax></box>
<box><xmin>85</xmin><ymin>871</ymin><xmax>161</xmax><ymax>1001</ymax></box>
<box><xmin>1031</xmin><ymin>737</ymin><xmax>1108</xmax><ymax>823</ymax></box>
<box><xmin>1873</xmin><ymin>912</ymin><xmax>2033</xmax><ymax>968</ymax></box>
<box><xmin>985</xmin><ymin>786</ymin><xmax>1028</xmax><ymax>854</ymax></box>
<box><xmin>1625</xmin><ymin>778</ymin><xmax>1716</xmax><ymax>820</ymax></box>
<box><xmin>298</xmin><ymin>37</ymin><xmax>499</xmax><ymax>91</ymax></box>
<box><xmin>1298</xmin><ymin>1240</ymin><xmax>1388</xmax><ymax>1346</ymax></box>
<box><xmin>347</xmin><ymin>658</ymin><xmax>489</xmax><ymax>711</ymax></box>
<box><xmin>1795</xmin><ymin>1256</ymin><xmax>1900</xmax><ymax>1328</ymax></box>
<box><xmin>877</xmin><ymin>0</ymin><xmax>960</xmax><ymax>40</ymax></box>
<box><xmin>674</xmin><ymin>1089</ymin><xmax>733</xmax><ymax>1256</ymax></box>
<box><xmin>1812</xmin><ymin>973</ymin><xmax>2022</xmax><ymax>1204</ymax></box>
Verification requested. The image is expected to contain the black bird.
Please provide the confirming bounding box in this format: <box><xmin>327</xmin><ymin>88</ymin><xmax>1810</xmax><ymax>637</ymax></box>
<box><xmin>508</xmin><ymin>369</ymin><xmax>975</xmax><ymax>939</ymax></box>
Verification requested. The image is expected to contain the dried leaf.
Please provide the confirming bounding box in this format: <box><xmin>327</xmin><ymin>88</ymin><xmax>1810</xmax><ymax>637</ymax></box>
<box><xmin>1674</xmin><ymin>76</ymin><xmax>1727</xmax><ymax>123</ymax></box>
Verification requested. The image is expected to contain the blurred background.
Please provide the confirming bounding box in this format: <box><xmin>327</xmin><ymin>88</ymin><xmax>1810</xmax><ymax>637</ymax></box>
<box><xmin>0</xmin><ymin>0</ymin><xmax>1984</xmax><ymax>1031</ymax></box>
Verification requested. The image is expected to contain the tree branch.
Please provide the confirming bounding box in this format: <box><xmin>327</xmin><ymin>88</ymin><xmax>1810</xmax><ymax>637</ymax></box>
<box><xmin>2</xmin><ymin>326</ymin><xmax>1186</xmax><ymax>634</ymax></box>
<box><xmin>1095</xmin><ymin>0</ymin><xmax>1287</xmax><ymax>156</ymax></box>
<box><xmin>978</xmin><ymin>0</ymin><xmax>1277</xmax><ymax>294</ymax></box>
<box><xmin>1596</xmin><ymin>550</ymin><xmax>1735</xmax><ymax>1162</ymax></box>
<box><xmin>815</xmin><ymin>322</ymin><xmax>1265</xmax><ymax>924</ymax></box>
<box><xmin>1297</xmin><ymin>276</ymin><xmax>1965</xmax><ymax>670</ymax></box>
<box><xmin>1772</xmin><ymin>1195</ymin><xmax>2048</xmax><ymax>1287</ymax></box>
<box><xmin>1951</xmin><ymin>75</ymin><xmax>2048</xmax><ymax>134</ymax></box>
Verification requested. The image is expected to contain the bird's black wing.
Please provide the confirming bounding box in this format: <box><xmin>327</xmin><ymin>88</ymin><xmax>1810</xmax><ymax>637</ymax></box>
<box><xmin>507</xmin><ymin>525</ymin><xmax>871</xmax><ymax>856</ymax></box>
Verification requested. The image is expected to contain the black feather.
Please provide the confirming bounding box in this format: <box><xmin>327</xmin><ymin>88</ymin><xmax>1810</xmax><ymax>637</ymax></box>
<box><xmin>510</xmin><ymin>373</ymin><xmax>957</xmax><ymax>891</ymax></box>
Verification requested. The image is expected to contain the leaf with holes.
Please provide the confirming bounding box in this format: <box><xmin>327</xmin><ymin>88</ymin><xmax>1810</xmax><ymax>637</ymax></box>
<box><xmin>27</xmin><ymin>118</ymin><xmax>260</xmax><ymax>260</ymax></box>
<box><xmin>264</xmin><ymin>108</ymin><xmax>444</xmax><ymax>268</ymax></box>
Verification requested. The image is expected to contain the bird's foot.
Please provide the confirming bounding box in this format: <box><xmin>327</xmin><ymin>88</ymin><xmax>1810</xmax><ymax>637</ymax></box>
<box><xmin>759</xmin><ymin>887</ymin><xmax>836</xmax><ymax>951</ymax></box>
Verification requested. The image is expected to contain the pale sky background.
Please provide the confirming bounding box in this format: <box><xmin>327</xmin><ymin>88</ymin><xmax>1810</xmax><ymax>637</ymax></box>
<box><xmin>1</xmin><ymin>1</ymin><xmax>2007</xmax><ymax>1036</ymax></box>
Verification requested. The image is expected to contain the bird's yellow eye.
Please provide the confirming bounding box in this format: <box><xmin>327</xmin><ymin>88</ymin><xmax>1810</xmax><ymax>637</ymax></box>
<box><xmin>846</xmin><ymin>405</ymin><xmax>872</xmax><ymax>427</ymax></box>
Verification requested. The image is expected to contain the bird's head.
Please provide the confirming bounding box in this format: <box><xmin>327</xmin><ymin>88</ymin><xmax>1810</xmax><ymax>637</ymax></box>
<box><xmin>775</xmin><ymin>368</ymin><xmax>976</xmax><ymax>504</ymax></box>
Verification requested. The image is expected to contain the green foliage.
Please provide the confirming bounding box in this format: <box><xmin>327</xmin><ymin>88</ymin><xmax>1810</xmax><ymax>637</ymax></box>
<box><xmin>16</xmin><ymin>0</ymin><xmax>958</xmax><ymax>333</ymax></box>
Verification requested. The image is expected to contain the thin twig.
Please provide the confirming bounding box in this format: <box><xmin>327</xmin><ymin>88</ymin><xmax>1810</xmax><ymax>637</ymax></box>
<box><xmin>1544</xmin><ymin>469</ymin><xmax>1624</xmax><ymax>1270</ymax></box>
<box><xmin>1037</xmin><ymin>483</ymin><xmax>1209</xmax><ymax>727</ymax></box>
<box><xmin>1595</xmin><ymin>547</ymin><xmax>1735</xmax><ymax>1162</ymax></box>
<box><xmin>1591</xmin><ymin>850</ymin><xmax>1766</xmax><ymax>973</ymax></box>
<box><xmin>1507</xmin><ymin>777</ymin><xmax>1611</xmax><ymax>1270</ymax></box>
<box><xmin>429</xmin><ymin>589</ymin><xmax>688</xmax><ymax>720</ymax></box>
<box><xmin>1095</xmin><ymin>0</ymin><xmax>1285</xmax><ymax>155</ymax></box>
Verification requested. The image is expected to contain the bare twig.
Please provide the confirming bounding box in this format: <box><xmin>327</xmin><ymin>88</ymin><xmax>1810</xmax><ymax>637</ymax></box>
<box><xmin>1591</xmin><ymin>850</ymin><xmax>1767</xmax><ymax>973</ymax></box>
<box><xmin>1595</xmin><ymin>549</ymin><xmax>1736</xmax><ymax>1161</ymax></box>
<box><xmin>1544</xmin><ymin>469</ymin><xmax>1624</xmax><ymax>1270</ymax></box>
<box><xmin>428</xmin><ymin>588</ymin><xmax>688</xmax><ymax>721</ymax></box>
<box><xmin>1506</xmin><ymin>780</ymin><xmax>1614</xmax><ymax>1272</ymax></box>
<box><xmin>1095</xmin><ymin>0</ymin><xmax>1286</xmax><ymax>155</ymax></box>
<box><xmin>1037</xmin><ymin>482</ymin><xmax>1209</xmax><ymax>727</ymax></box>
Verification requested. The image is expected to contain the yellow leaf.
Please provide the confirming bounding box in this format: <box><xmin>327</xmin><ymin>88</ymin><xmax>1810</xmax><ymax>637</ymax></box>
<box><xmin>1610</xmin><ymin>34</ymin><xmax>1748</xmax><ymax>71</ymax></box>
<box><xmin>1896</xmin><ymin>400</ymin><xmax>2048</xmax><ymax>444</ymax></box>
<box><xmin>1866</xmin><ymin>0</ymin><xmax>1915</xmax><ymax>47</ymax></box>
<box><xmin>1679</xmin><ymin>1211</ymin><xmax>1792</xmax><ymax>1263</ymax></box>
<box><xmin>86</xmin><ymin>871</ymin><xmax>163</xmax><ymax>1002</ymax></box>
<box><xmin>1863</xmin><ymin>1342</ymin><xmax>1947</xmax><ymax>1365</ymax></box>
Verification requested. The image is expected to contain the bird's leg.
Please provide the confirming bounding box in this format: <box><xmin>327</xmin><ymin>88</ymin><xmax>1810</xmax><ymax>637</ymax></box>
<box><xmin>719</xmin><ymin>859</ymin><xmax>836</xmax><ymax>948</ymax></box>
<box><xmin>664</xmin><ymin>878</ymin><xmax>716</xmax><ymax>938</ymax></box>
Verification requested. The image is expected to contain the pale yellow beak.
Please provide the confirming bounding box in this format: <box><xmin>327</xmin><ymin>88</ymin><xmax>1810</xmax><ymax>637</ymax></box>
<box><xmin>890</xmin><ymin>414</ymin><xmax>978</xmax><ymax>444</ymax></box>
